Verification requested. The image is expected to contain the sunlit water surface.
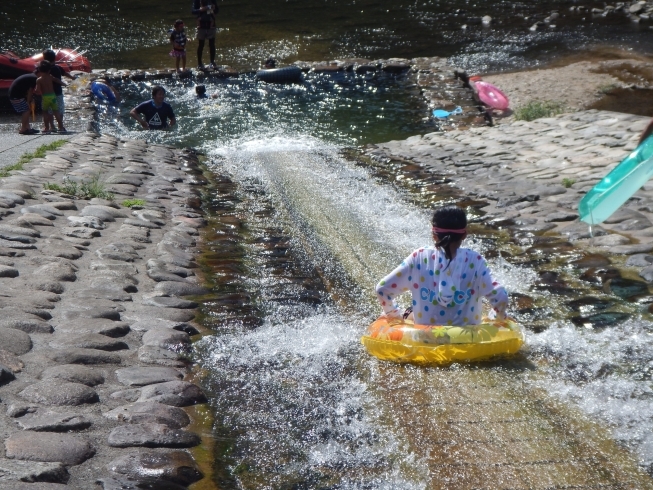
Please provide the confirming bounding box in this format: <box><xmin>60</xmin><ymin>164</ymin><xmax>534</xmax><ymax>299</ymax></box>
<box><xmin>4</xmin><ymin>0</ymin><xmax>653</xmax><ymax>73</ymax></box>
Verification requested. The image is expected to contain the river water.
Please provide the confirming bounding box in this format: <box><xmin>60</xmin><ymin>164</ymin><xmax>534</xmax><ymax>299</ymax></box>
<box><xmin>3</xmin><ymin>0</ymin><xmax>653</xmax><ymax>73</ymax></box>
<box><xmin>7</xmin><ymin>0</ymin><xmax>653</xmax><ymax>487</ymax></box>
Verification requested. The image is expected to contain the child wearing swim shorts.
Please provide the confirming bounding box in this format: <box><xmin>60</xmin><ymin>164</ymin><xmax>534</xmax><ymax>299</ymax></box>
<box><xmin>42</xmin><ymin>49</ymin><xmax>73</xmax><ymax>133</ymax></box>
<box><xmin>170</xmin><ymin>19</ymin><xmax>187</xmax><ymax>72</ymax></box>
<box><xmin>376</xmin><ymin>206</ymin><xmax>509</xmax><ymax>326</ymax></box>
<box><xmin>35</xmin><ymin>61</ymin><xmax>65</xmax><ymax>133</ymax></box>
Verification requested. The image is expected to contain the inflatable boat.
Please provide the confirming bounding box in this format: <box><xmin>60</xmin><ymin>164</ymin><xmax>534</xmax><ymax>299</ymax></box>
<box><xmin>0</xmin><ymin>48</ymin><xmax>91</xmax><ymax>97</ymax></box>
<box><xmin>474</xmin><ymin>81</ymin><xmax>509</xmax><ymax>110</ymax></box>
<box><xmin>256</xmin><ymin>66</ymin><xmax>303</xmax><ymax>84</ymax></box>
<box><xmin>361</xmin><ymin>316</ymin><xmax>524</xmax><ymax>365</ymax></box>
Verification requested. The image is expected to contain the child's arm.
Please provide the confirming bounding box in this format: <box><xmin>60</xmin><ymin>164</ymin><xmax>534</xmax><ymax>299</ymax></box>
<box><xmin>639</xmin><ymin>118</ymin><xmax>653</xmax><ymax>146</ymax></box>
<box><xmin>476</xmin><ymin>258</ymin><xmax>509</xmax><ymax>319</ymax></box>
<box><xmin>375</xmin><ymin>252</ymin><xmax>416</xmax><ymax>318</ymax></box>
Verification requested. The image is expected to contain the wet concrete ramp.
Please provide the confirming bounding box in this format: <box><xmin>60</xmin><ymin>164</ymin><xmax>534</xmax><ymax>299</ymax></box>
<box><xmin>374</xmin><ymin>366</ymin><xmax>653</xmax><ymax>489</ymax></box>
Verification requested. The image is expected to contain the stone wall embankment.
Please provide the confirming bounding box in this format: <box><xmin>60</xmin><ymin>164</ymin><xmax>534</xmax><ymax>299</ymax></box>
<box><xmin>365</xmin><ymin>109</ymin><xmax>653</xmax><ymax>282</ymax></box>
<box><xmin>0</xmin><ymin>131</ymin><xmax>213</xmax><ymax>489</ymax></box>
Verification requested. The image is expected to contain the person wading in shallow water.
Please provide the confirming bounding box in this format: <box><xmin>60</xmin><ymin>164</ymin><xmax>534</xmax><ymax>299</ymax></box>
<box><xmin>129</xmin><ymin>85</ymin><xmax>176</xmax><ymax>130</ymax></box>
<box><xmin>192</xmin><ymin>0</ymin><xmax>219</xmax><ymax>69</ymax></box>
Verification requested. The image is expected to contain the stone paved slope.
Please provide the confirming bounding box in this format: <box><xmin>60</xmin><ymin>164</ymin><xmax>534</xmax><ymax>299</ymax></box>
<box><xmin>367</xmin><ymin>110</ymin><xmax>653</xmax><ymax>277</ymax></box>
<box><xmin>0</xmin><ymin>133</ymin><xmax>210</xmax><ymax>489</ymax></box>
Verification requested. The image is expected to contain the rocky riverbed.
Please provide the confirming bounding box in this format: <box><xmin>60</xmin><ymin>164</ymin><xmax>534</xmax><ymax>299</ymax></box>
<box><xmin>0</xmin><ymin>132</ymin><xmax>212</xmax><ymax>489</ymax></box>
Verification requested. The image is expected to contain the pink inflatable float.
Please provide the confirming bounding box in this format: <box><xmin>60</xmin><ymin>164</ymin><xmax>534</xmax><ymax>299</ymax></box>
<box><xmin>474</xmin><ymin>81</ymin><xmax>509</xmax><ymax>110</ymax></box>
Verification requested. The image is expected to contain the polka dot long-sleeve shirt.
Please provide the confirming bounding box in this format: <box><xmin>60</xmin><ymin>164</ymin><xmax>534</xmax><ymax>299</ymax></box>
<box><xmin>376</xmin><ymin>247</ymin><xmax>508</xmax><ymax>326</ymax></box>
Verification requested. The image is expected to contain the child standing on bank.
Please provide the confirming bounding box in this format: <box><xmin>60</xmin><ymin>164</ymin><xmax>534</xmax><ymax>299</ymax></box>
<box><xmin>42</xmin><ymin>49</ymin><xmax>74</xmax><ymax>133</ymax></box>
<box><xmin>169</xmin><ymin>19</ymin><xmax>187</xmax><ymax>72</ymax></box>
<box><xmin>375</xmin><ymin>206</ymin><xmax>509</xmax><ymax>326</ymax></box>
<box><xmin>35</xmin><ymin>61</ymin><xmax>65</xmax><ymax>133</ymax></box>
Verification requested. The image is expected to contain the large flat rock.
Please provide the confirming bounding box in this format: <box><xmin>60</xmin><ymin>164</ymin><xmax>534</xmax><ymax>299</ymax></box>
<box><xmin>18</xmin><ymin>380</ymin><xmax>99</xmax><ymax>406</ymax></box>
<box><xmin>16</xmin><ymin>410</ymin><xmax>92</xmax><ymax>431</ymax></box>
<box><xmin>5</xmin><ymin>432</ymin><xmax>95</xmax><ymax>465</ymax></box>
<box><xmin>40</xmin><ymin>364</ymin><xmax>105</xmax><ymax>386</ymax></box>
<box><xmin>103</xmin><ymin>401</ymin><xmax>190</xmax><ymax>428</ymax></box>
<box><xmin>138</xmin><ymin>381</ymin><xmax>207</xmax><ymax>407</ymax></box>
<box><xmin>49</xmin><ymin>333</ymin><xmax>129</xmax><ymax>351</ymax></box>
<box><xmin>107</xmin><ymin>450</ymin><xmax>203</xmax><ymax>486</ymax></box>
<box><xmin>53</xmin><ymin>318</ymin><xmax>130</xmax><ymax>337</ymax></box>
<box><xmin>0</xmin><ymin>459</ymin><xmax>68</xmax><ymax>484</ymax></box>
<box><xmin>107</xmin><ymin>423</ymin><xmax>201</xmax><ymax>448</ymax></box>
<box><xmin>141</xmin><ymin>328</ymin><xmax>190</xmax><ymax>353</ymax></box>
<box><xmin>45</xmin><ymin>348</ymin><xmax>122</xmax><ymax>365</ymax></box>
<box><xmin>115</xmin><ymin>367</ymin><xmax>184</xmax><ymax>387</ymax></box>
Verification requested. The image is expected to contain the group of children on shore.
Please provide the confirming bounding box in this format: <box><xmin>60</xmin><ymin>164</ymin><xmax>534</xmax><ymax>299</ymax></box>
<box><xmin>8</xmin><ymin>50</ymin><xmax>72</xmax><ymax>135</ymax></box>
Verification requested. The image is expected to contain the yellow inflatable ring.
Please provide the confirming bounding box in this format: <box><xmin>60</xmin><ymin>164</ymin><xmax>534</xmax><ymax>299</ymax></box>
<box><xmin>361</xmin><ymin>317</ymin><xmax>524</xmax><ymax>365</ymax></box>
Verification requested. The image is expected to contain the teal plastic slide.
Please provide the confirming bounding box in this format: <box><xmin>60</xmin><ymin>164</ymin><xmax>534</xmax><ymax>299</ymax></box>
<box><xmin>578</xmin><ymin>135</ymin><xmax>653</xmax><ymax>225</ymax></box>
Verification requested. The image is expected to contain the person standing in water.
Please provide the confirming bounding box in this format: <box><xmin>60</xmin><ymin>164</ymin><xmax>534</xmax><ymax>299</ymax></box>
<box><xmin>35</xmin><ymin>60</ymin><xmax>66</xmax><ymax>134</ymax></box>
<box><xmin>169</xmin><ymin>19</ymin><xmax>188</xmax><ymax>73</ymax></box>
<box><xmin>129</xmin><ymin>86</ymin><xmax>176</xmax><ymax>130</ymax></box>
<box><xmin>192</xmin><ymin>0</ymin><xmax>218</xmax><ymax>69</ymax></box>
<box><xmin>375</xmin><ymin>206</ymin><xmax>508</xmax><ymax>326</ymax></box>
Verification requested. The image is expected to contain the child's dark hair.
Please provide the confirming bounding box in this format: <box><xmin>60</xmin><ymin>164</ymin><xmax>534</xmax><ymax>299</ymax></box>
<box><xmin>195</xmin><ymin>85</ymin><xmax>206</xmax><ymax>95</ymax></box>
<box><xmin>42</xmin><ymin>49</ymin><xmax>56</xmax><ymax>63</ymax></box>
<box><xmin>432</xmin><ymin>206</ymin><xmax>467</xmax><ymax>262</ymax></box>
<box><xmin>152</xmin><ymin>85</ymin><xmax>165</xmax><ymax>97</ymax></box>
<box><xmin>174</xmin><ymin>19</ymin><xmax>184</xmax><ymax>27</ymax></box>
<box><xmin>37</xmin><ymin>60</ymin><xmax>51</xmax><ymax>73</ymax></box>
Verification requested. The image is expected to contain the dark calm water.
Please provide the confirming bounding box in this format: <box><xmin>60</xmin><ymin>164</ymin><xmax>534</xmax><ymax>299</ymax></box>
<box><xmin>3</xmin><ymin>0</ymin><xmax>653</xmax><ymax>73</ymax></box>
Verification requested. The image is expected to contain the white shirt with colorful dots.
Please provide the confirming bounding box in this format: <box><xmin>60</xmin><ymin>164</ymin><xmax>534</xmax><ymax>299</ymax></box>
<box><xmin>376</xmin><ymin>247</ymin><xmax>508</xmax><ymax>326</ymax></box>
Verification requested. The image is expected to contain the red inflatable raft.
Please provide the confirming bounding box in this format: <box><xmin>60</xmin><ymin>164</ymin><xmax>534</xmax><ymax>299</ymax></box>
<box><xmin>0</xmin><ymin>48</ymin><xmax>91</xmax><ymax>97</ymax></box>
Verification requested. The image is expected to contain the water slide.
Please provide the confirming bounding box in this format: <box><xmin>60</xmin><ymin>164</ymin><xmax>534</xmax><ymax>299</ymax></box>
<box><xmin>201</xmin><ymin>146</ymin><xmax>653</xmax><ymax>488</ymax></box>
<box><xmin>579</xmin><ymin>135</ymin><xmax>653</xmax><ymax>225</ymax></box>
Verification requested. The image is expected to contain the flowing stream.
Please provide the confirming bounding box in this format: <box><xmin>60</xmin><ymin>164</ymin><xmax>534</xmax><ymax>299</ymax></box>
<box><xmin>191</xmin><ymin>138</ymin><xmax>653</xmax><ymax>488</ymax></box>
<box><xmin>87</xmin><ymin>71</ymin><xmax>653</xmax><ymax>487</ymax></box>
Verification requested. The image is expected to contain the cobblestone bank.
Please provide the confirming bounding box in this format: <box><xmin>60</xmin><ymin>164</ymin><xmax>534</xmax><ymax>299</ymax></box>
<box><xmin>366</xmin><ymin>109</ymin><xmax>653</xmax><ymax>280</ymax></box>
<box><xmin>0</xmin><ymin>132</ymin><xmax>211</xmax><ymax>489</ymax></box>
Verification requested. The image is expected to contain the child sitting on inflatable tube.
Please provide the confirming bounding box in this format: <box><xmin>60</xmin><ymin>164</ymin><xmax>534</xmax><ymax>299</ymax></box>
<box><xmin>375</xmin><ymin>206</ymin><xmax>508</xmax><ymax>326</ymax></box>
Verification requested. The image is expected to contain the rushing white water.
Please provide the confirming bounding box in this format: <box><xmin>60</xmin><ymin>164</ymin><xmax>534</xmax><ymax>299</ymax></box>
<box><xmin>527</xmin><ymin>317</ymin><xmax>653</xmax><ymax>470</ymax></box>
<box><xmin>200</xmin><ymin>133</ymin><xmax>653</xmax><ymax>485</ymax></box>
<box><xmin>196</xmin><ymin>138</ymin><xmax>566</xmax><ymax>487</ymax></box>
